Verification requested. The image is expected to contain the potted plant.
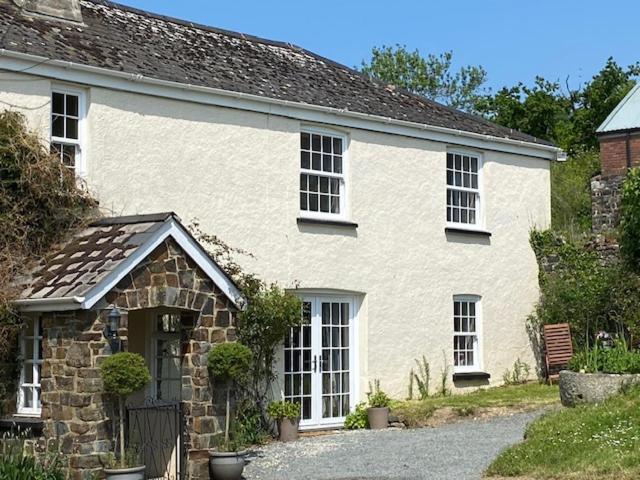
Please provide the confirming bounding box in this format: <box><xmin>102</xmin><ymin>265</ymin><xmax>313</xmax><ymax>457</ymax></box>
<box><xmin>267</xmin><ymin>400</ymin><xmax>301</xmax><ymax>442</ymax></box>
<box><xmin>367</xmin><ymin>380</ymin><xmax>391</xmax><ymax>430</ymax></box>
<box><xmin>207</xmin><ymin>342</ymin><xmax>253</xmax><ymax>480</ymax></box>
<box><xmin>100</xmin><ymin>352</ymin><xmax>151</xmax><ymax>480</ymax></box>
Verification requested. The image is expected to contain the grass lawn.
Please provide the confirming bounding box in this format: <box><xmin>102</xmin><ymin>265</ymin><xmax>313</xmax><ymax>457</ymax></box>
<box><xmin>485</xmin><ymin>389</ymin><xmax>640</xmax><ymax>479</ymax></box>
<box><xmin>393</xmin><ymin>382</ymin><xmax>559</xmax><ymax>427</ymax></box>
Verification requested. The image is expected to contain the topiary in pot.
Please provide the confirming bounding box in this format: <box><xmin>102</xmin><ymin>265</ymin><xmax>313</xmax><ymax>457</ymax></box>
<box><xmin>100</xmin><ymin>352</ymin><xmax>151</xmax><ymax>480</ymax></box>
<box><xmin>366</xmin><ymin>380</ymin><xmax>391</xmax><ymax>430</ymax></box>
<box><xmin>207</xmin><ymin>342</ymin><xmax>252</xmax><ymax>480</ymax></box>
<box><xmin>267</xmin><ymin>401</ymin><xmax>301</xmax><ymax>442</ymax></box>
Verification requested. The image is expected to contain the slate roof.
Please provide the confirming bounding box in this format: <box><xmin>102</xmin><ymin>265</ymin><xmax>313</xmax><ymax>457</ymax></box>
<box><xmin>19</xmin><ymin>213</ymin><xmax>175</xmax><ymax>301</ymax></box>
<box><xmin>0</xmin><ymin>0</ymin><xmax>553</xmax><ymax>147</ymax></box>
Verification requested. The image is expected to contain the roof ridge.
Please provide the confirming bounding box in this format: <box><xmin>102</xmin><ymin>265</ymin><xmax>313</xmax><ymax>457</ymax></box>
<box><xmin>84</xmin><ymin>0</ymin><xmax>307</xmax><ymax>53</ymax></box>
<box><xmin>83</xmin><ymin>0</ymin><xmax>550</xmax><ymax>147</ymax></box>
<box><xmin>89</xmin><ymin>212</ymin><xmax>178</xmax><ymax>226</ymax></box>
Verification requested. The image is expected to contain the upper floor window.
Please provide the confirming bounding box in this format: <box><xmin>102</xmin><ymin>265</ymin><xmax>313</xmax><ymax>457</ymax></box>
<box><xmin>18</xmin><ymin>316</ymin><xmax>43</xmax><ymax>416</ymax></box>
<box><xmin>51</xmin><ymin>89</ymin><xmax>84</xmax><ymax>175</ymax></box>
<box><xmin>453</xmin><ymin>296</ymin><xmax>482</xmax><ymax>373</ymax></box>
<box><xmin>300</xmin><ymin>129</ymin><xmax>346</xmax><ymax>218</ymax></box>
<box><xmin>447</xmin><ymin>152</ymin><xmax>481</xmax><ymax>227</ymax></box>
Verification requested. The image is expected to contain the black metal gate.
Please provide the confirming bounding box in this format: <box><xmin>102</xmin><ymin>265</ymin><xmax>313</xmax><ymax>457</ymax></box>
<box><xmin>127</xmin><ymin>399</ymin><xmax>186</xmax><ymax>480</ymax></box>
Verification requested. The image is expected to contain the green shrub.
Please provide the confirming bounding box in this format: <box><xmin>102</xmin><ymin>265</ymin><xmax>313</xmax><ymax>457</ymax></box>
<box><xmin>100</xmin><ymin>352</ymin><xmax>151</xmax><ymax>468</ymax></box>
<box><xmin>529</xmin><ymin>230</ymin><xmax>640</xmax><ymax>348</ymax></box>
<box><xmin>208</xmin><ymin>342</ymin><xmax>253</xmax><ymax>447</ymax></box>
<box><xmin>550</xmin><ymin>149</ymin><xmax>600</xmax><ymax>239</ymax></box>
<box><xmin>267</xmin><ymin>400</ymin><xmax>301</xmax><ymax>420</ymax></box>
<box><xmin>344</xmin><ymin>402</ymin><xmax>369</xmax><ymax>429</ymax></box>
<box><xmin>232</xmin><ymin>401</ymin><xmax>267</xmax><ymax>446</ymax></box>
<box><xmin>207</xmin><ymin>342</ymin><xmax>252</xmax><ymax>383</ymax></box>
<box><xmin>0</xmin><ymin>448</ymin><xmax>63</xmax><ymax>480</ymax></box>
<box><xmin>568</xmin><ymin>342</ymin><xmax>640</xmax><ymax>374</ymax></box>
<box><xmin>100</xmin><ymin>352</ymin><xmax>151</xmax><ymax>398</ymax></box>
<box><xmin>620</xmin><ymin>167</ymin><xmax>640</xmax><ymax>269</ymax></box>
<box><xmin>0</xmin><ymin>111</ymin><xmax>96</xmax><ymax>322</ymax></box>
<box><xmin>367</xmin><ymin>380</ymin><xmax>391</xmax><ymax>408</ymax></box>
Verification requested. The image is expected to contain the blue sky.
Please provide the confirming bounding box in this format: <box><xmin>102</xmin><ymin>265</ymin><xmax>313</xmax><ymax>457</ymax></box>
<box><xmin>117</xmin><ymin>0</ymin><xmax>639</xmax><ymax>92</ymax></box>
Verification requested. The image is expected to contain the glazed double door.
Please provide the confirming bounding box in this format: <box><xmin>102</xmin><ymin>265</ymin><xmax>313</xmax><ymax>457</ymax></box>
<box><xmin>284</xmin><ymin>296</ymin><xmax>356</xmax><ymax>428</ymax></box>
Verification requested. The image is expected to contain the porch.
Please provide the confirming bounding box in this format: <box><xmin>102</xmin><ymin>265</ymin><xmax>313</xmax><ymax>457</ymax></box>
<box><xmin>12</xmin><ymin>213</ymin><xmax>243</xmax><ymax>480</ymax></box>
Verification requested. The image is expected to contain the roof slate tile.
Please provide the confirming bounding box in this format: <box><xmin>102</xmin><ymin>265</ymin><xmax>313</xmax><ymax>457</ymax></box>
<box><xmin>0</xmin><ymin>0</ymin><xmax>553</xmax><ymax>147</ymax></box>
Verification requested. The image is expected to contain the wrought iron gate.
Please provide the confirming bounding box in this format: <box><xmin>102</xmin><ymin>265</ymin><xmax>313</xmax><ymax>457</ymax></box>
<box><xmin>127</xmin><ymin>399</ymin><xmax>185</xmax><ymax>480</ymax></box>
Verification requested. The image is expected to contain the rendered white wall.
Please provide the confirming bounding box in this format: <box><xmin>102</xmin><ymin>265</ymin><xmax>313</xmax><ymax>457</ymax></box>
<box><xmin>1</xmin><ymin>75</ymin><xmax>551</xmax><ymax>400</ymax></box>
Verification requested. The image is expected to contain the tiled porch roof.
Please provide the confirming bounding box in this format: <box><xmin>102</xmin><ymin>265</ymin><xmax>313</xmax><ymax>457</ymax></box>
<box><xmin>17</xmin><ymin>212</ymin><xmax>243</xmax><ymax>310</ymax></box>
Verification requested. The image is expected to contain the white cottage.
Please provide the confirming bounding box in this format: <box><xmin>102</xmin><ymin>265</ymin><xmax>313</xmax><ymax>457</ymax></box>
<box><xmin>1</xmin><ymin>0</ymin><xmax>558</xmax><ymax>440</ymax></box>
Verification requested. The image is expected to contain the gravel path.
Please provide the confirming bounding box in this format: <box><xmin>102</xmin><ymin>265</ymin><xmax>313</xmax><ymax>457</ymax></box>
<box><xmin>243</xmin><ymin>410</ymin><xmax>543</xmax><ymax>480</ymax></box>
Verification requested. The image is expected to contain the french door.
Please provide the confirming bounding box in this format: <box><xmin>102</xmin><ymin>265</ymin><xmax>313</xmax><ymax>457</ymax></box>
<box><xmin>284</xmin><ymin>296</ymin><xmax>356</xmax><ymax>428</ymax></box>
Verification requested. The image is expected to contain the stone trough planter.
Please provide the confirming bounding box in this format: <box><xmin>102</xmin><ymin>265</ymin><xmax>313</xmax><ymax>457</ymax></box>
<box><xmin>559</xmin><ymin>370</ymin><xmax>640</xmax><ymax>407</ymax></box>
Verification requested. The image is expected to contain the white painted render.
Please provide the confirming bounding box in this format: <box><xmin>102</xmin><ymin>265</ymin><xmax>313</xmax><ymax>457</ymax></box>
<box><xmin>1</xmin><ymin>72</ymin><xmax>550</xmax><ymax>400</ymax></box>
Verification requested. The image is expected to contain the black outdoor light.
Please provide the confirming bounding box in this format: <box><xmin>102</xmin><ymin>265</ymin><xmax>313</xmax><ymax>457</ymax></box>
<box><xmin>105</xmin><ymin>305</ymin><xmax>122</xmax><ymax>353</ymax></box>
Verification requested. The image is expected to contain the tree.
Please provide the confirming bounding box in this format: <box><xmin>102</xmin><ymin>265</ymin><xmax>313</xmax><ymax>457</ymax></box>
<box><xmin>475</xmin><ymin>78</ymin><xmax>573</xmax><ymax>148</ymax></box>
<box><xmin>477</xmin><ymin>58</ymin><xmax>639</xmax><ymax>153</ymax></box>
<box><xmin>207</xmin><ymin>342</ymin><xmax>253</xmax><ymax>446</ymax></box>
<box><xmin>360</xmin><ymin>45</ymin><xmax>487</xmax><ymax>112</ymax></box>
<box><xmin>100</xmin><ymin>352</ymin><xmax>151</xmax><ymax>468</ymax></box>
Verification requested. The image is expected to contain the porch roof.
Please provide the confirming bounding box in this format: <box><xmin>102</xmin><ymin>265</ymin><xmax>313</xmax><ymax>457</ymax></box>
<box><xmin>15</xmin><ymin>212</ymin><xmax>245</xmax><ymax>312</ymax></box>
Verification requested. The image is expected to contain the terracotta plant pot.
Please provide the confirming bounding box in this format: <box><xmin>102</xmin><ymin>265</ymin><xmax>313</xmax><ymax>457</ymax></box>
<box><xmin>367</xmin><ymin>407</ymin><xmax>389</xmax><ymax>430</ymax></box>
<box><xmin>209</xmin><ymin>450</ymin><xmax>247</xmax><ymax>480</ymax></box>
<box><xmin>277</xmin><ymin>417</ymin><xmax>300</xmax><ymax>442</ymax></box>
<box><xmin>104</xmin><ymin>465</ymin><xmax>145</xmax><ymax>480</ymax></box>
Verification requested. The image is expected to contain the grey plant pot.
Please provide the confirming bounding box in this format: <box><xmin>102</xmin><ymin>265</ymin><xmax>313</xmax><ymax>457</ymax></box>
<box><xmin>278</xmin><ymin>417</ymin><xmax>300</xmax><ymax>442</ymax></box>
<box><xmin>104</xmin><ymin>465</ymin><xmax>145</xmax><ymax>480</ymax></box>
<box><xmin>210</xmin><ymin>450</ymin><xmax>247</xmax><ymax>480</ymax></box>
<box><xmin>367</xmin><ymin>407</ymin><xmax>389</xmax><ymax>430</ymax></box>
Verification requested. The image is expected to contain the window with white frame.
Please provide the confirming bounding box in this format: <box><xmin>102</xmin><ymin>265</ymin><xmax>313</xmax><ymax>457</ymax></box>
<box><xmin>446</xmin><ymin>152</ymin><xmax>481</xmax><ymax>226</ymax></box>
<box><xmin>18</xmin><ymin>316</ymin><xmax>43</xmax><ymax>415</ymax></box>
<box><xmin>51</xmin><ymin>89</ymin><xmax>83</xmax><ymax>173</ymax></box>
<box><xmin>453</xmin><ymin>296</ymin><xmax>481</xmax><ymax>372</ymax></box>
<box><xmin>299</xmin><ymin>130</ymin><xmax>345</xmax><ymax>217</ymax></box>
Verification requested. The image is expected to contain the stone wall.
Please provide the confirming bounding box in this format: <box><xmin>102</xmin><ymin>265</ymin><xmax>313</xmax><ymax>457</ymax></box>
<box><xmin>39</xmin><ymin>238</ymin><xmax>237</xmax><ymax>479</ymax></box>
<box><xmin>591</xmin><ymin>174</ymin><xmax>625</xmax><ymax>234</ymax></box>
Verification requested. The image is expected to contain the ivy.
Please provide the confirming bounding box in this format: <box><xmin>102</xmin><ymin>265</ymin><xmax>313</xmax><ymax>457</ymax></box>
<box><xmin>620</xmin><ymin>167</ymin><xmax>640</xmax><ymax>269</ymax></box>
<box><xmin>530</xmin><ymin>229</ymin><xmax>640</xmax><ymax>348</ymax></box>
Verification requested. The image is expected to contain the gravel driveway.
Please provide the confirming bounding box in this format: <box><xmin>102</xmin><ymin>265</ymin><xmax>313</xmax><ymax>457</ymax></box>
<box><xmin>243</xmin><ymin>410</ymin><xmax>542</xmax><ymax>480</ymax></box>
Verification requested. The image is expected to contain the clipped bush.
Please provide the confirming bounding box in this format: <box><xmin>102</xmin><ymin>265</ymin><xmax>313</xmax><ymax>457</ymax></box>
<box><xmin>267</xmin><ymin>400</ymin><xmax>301</xmax><ymax>420</ymax></box>
<box><xmin>208</xmin><ymin>342</ymin><xmax>252</xmax><ymax>446</ymax></box>
<box><xmin>100</xmin><ymin>352</ymin><xmax>151</xmax><ymax>468</ymax></box>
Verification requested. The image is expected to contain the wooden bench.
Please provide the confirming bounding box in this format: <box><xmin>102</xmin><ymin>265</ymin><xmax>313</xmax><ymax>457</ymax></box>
<box><xmin>543</xmin><ymin>323</ymin><xmax>573</xmax><ymax>384</ymax></box>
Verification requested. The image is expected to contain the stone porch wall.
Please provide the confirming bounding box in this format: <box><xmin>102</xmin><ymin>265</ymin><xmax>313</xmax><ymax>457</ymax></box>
<box><xmin>39</xmin><ymin>238</ymin><xmax>237</xmax><ymax>479</ymax></box>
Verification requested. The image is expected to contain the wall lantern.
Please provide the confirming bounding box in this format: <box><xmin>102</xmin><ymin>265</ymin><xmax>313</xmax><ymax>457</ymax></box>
<box><xmin>105</xmin><ymin>305</ymin><xmax>122</xmax><ymax>353</ymax></box>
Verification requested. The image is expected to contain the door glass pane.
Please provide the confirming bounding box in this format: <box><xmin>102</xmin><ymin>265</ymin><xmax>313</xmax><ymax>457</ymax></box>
<box><xmin>321</xmin><ymin>302</ymin><xmax>351</xmax><ymax>419</ymax></box>
<box><xmin>286</xmin><ymin>299</ymin><xmax>353</xmax><ymax>423</ymax></box>
<box><xmin>284</xmin><ymin>302</ymin><xmax>313</xmax><ymax>421</ymax></box>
